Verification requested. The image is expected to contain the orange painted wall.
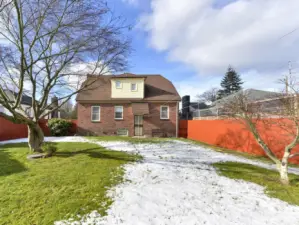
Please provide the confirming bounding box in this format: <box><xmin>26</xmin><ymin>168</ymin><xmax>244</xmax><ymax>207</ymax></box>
<box><xmin>0</xmin><ymin>117</ymin><xmax>77</xmax><ymax>141</ymax></box>
<box><xmin>180</xmin><ymin>119</ymin><xmax>299</xmax><ymax>164</ymax></box>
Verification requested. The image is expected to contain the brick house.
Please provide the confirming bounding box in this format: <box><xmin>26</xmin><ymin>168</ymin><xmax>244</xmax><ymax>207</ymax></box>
<box><xmin>76</xmin><ymin>73</ymin><xmax>181</xmax><ymax>137</ymax></box>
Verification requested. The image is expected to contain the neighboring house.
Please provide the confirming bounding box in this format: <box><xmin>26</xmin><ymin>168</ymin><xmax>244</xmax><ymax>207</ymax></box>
<box><xmin>180</xmin><ymin>89</ymin><xmax>283</xmax><ymax>119</ymax></box>
<box><xmin>76</xmin><ymin>73</ymin><xmax>181</xmax><ymax>137</ymax></box>
<box><xmin>0</xmin><ymin>90</ymin><xmax>60</xmax><ymax>119</ymax></box>
<box><xmin>192</xmin><ymin>89</ymin><xmax>282</xmax><ymax>118</ymax></box>
<box><xmin>213</xmin><ymin>89</ymin><xmax>280</xmax><ymax>108</ymax></box>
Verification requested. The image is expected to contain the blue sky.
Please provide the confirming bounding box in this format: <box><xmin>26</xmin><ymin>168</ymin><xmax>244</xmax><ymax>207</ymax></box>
<box><xmin>111</xmin><ymin>1</ymin><xmax>197</xmax><ymax>79</ymax></box>
<box><xmin>110</xmin><ymin>0</ymin><xmax>299</xmax><ymax>101</ymax></box>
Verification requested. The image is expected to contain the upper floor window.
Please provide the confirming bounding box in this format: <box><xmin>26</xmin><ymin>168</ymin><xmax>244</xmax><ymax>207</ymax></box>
<box><xmin>115</xmin><ymin>106</ymin><xmax>123</xmax><ymax>120</ymax></box>
<box><xmin>91</xmin><ymin>106</ymin><xmax>100</xmax><ymax>122</ymax></box>
<box><xmin>160</xmin><ymin>106</ymin><xmax>169</xmax><ymax>119</ymax></box>
<box><xmin>131</xmin><ymin>83</ymin><xmax>137</xmax><ymax>91</ymax></box>
<box><xmin>115</xmin><ymin>80</ymin><xmax>122</xmax><ymax>89</ymax></box>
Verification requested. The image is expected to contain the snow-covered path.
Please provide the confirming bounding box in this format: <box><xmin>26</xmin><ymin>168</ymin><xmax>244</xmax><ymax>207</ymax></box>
<box><xmin>2</xmin><ymin>137</ymin><xmax>299</xmax><ymax>225</ymax></box>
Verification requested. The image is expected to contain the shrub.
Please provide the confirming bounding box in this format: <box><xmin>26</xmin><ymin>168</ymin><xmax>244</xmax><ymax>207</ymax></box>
<box><xmin>42</xmin><ymin>143</ymin><xmax>57</xmax><ymax>157</ymax></box>
<box><xmin>48</xmin><ymin>118</ymin><xmax>72</xmax><ymax>136</ymax></box>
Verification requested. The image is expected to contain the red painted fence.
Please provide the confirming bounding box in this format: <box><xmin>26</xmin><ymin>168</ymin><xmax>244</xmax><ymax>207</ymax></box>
<box><xmin>0</xmin><ymin>117</ymin><xmax>77</xmax><ymax>141</ymax></box>
<box><xmin>179</xmin><ymin>119</ymin><xmax>299</xmax><ymax>164</ymax></box>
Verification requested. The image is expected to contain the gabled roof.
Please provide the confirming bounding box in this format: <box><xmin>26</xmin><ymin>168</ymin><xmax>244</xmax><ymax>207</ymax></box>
<box><xmin>3</xmin><ymin>90</ymin><xmax>32</xmax><ymax>106</ymax></box>
<box><xmin>76</xmin><ymin>74</ymin><xmax>181</xmax><ymax>102</ymax></box>
<box><xmin>110</xmin><ymin>73</ymin><xmax>147</xmax><ymax>79</ymax></box>
<box><xmin>213</xmin><ymin>89</ymin><xmax>280</xmax><ymax>107</ymax></box>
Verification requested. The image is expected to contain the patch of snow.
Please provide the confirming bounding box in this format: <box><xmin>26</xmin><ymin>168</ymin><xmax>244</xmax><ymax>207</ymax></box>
<box><xmin>0</xmin><ymin>136</ymin><xmax>89</xmax><ymax>145</ymax></box>
<box><xmin>2</xmin><ymin>137</ymin><xmax>299</xmax><ymax>224</ymax></box>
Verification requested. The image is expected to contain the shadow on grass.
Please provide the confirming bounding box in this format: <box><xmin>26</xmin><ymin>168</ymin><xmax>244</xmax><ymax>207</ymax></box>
<box><xmin>214</xmin><ymin>161</ymin><xmax>299</xmax><ymax>206</ymax></box>
<box><xmin>0</xmin><ymin>145</ymin><xmax>27</xmax><ymax>176</ymax></box>
<box><xmin>54</xmin><ymin>147</ymin><xmax>138</xmax><ymax>162</ymax></box>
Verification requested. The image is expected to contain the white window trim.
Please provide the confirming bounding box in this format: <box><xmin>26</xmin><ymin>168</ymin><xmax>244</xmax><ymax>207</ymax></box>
<box><xmin>91</xmin><ymin>106</ymin><xmax>101</xmax><ymax>122</ymax></box>
<box><xmin>114</xmin><ymin>106</ymin><xmax>123</xmax><ymax>120</ymax></box>
<box><xmin>131</xmin><ymin>83</ymin><xmax>138</xmax><ymax>92</ymax></box>
<box><xmin>115</xmin><ymin>80</ymin><xmax>122</xmax><ymax>89</ymax></box>
<box><xmin>160</xmin><ymin>105</ymin><xmax>169</xmax><ymax>120</ymax></box>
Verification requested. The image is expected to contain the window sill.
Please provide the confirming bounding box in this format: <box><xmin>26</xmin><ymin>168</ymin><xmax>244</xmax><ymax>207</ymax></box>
<box><xmin>91</xmin><ymin>121</ymin><xmax>101</xmax><ymax>123</ymax></box>
<box><xmin>115</xmin><ymin>118</ymin><xmax>124</xmax><ymax>121</ymax></box>
<box><xmin>160</xmin><ymin>118</ymin><xmax>170</xmax><ymax>120</ymax></box>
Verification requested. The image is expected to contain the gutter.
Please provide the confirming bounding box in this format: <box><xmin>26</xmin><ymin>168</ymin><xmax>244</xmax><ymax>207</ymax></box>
<box><xmin>176</xmin><ymin>101</ymin><xmax>179</xmax><ymax>138</ymax></box>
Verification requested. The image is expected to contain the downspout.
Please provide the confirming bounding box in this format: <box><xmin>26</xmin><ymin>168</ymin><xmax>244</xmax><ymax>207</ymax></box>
<box><xmin>176</xmin><ymin>101</ymin><xmax>179</xmax><ymax>138</ymax></box>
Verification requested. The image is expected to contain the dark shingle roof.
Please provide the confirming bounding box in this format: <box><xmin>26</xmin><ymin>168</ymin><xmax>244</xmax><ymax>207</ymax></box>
<box><xmin>214</xmin><ymin>89</ymin><xmax>280</xmax><ymax>107</ymax></box>
<box><xmin>3</xmin><ymin>90</ymin><xmax>33</xmax><ymax>106</ymax></box>
<box><xmin>76</xmin><ymin>74</ymin><xmax>181</xmax><ymax>102</ymax></box>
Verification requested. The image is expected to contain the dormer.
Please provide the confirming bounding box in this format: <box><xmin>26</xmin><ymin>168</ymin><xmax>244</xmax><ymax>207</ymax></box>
<box><xmin>111</xmin><ymin>74</ymin><xmax>146</xmax><ymax>99</ymax></box>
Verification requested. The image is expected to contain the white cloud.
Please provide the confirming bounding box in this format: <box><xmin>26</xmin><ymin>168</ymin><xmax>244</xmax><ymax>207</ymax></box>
<box><xmin>140</xmin><ymin>0</ymin><xmax>299</xmax><ymax>74</ymax></box>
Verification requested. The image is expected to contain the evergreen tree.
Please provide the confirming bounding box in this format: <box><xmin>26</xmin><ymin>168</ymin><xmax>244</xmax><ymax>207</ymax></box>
<box><xmin>219</xmin><ymin>66</ymin><xmax>243</xmax><ymax>97</ymax></box>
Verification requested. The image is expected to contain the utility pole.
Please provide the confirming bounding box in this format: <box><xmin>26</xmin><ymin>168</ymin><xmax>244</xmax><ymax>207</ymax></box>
<box><xmin>286</xmin><ymin>61</ymin><xmax>292</xmax><ymax>94</ymax></box>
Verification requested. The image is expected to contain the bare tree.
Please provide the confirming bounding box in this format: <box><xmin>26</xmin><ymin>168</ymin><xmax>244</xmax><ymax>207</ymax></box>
<box><xmin>0</xmin><ymin>0</ymin><xmax>131</xmax><ymax>152</ymax></box>
<box><xmin>196</xmin><ymin>87</ymin><xmax>219</xmax><ymax>103</ymax></box>
<box><xmin>220</xmin><ymin>81</ymin><xmax>299</xmax><ymax>185</ymax></box>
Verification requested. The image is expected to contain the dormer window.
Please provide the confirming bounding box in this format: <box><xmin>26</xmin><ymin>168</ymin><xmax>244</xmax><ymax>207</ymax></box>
<box><xmin>131</xmin><ymin>83</ymin><xmax>137</xmax><ymax>91</ymax></box>
<box><xmin>115</xmin><ymin>80</ymin><xmax>122</xmax><ymax>89</ymax></box>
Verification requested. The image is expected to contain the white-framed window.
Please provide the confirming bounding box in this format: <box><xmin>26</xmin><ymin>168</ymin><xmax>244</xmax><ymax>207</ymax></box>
<box><xmin>115</xmin><ymin>80</ymin><xmax>122</xmax><ymax>89</ymax></box>
<box><xmin>160</xmin><ymin>106</ymin><xmax>169</xmax><ymax>119</ymax></box>
<box><xmin>131</xmin><ymin>83</ymin><xmax>137</xmax><ymax>91</ymax></box>
<box><xmin>115</xmin><ymin>106</ymin><xmax>123</xmax><ymax>120</ymax></box>
<box><xmin>91</xmin><ymin>106</ymin><xmax>100</xmax><ymax>122</ymax></box>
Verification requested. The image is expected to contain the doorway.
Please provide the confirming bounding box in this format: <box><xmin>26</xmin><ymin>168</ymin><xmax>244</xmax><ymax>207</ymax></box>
<box><xmin>134</xmin><ymin>115</ymin><xmax>143</xmax><ymax>136</ymax></box>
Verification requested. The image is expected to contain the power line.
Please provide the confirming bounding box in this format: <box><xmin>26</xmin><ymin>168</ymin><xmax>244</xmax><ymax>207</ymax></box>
<box><xmin>279</xmin><ymin>27</ymin><xmax>299</xmax><ymax>40</ymax></box>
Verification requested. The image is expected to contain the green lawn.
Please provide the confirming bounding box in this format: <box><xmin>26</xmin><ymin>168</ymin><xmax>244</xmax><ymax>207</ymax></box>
<box><xmin>0</xmin><ymin>142</ymin><xmax>141</xmax><ymax>225</ymax></box>
<box><xmin>213</xmin><ymin>161</ymin><xmax>299</xmax><ymax>206</ymax></box>
<box><xmin>182</xmin><ymin>138</ymin><xmax>299</xmax><ymax>168</ymax></box>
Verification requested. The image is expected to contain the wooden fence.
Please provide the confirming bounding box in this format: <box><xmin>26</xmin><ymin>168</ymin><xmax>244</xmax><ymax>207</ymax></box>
<box><xmin>0</xmin><ymin>117</ymin><xmax>77</xmax><ymax>141</ymax></box>
<box><xmin>179</xmin><ymin>119</ymin><xmax>299</xmax><ymax>164</ymax></box>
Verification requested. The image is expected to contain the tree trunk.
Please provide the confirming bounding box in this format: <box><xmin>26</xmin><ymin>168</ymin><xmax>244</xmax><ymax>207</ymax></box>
<box><xmin>277</xmin><ymin>152</ymin><xmax>290</xmax><ymax>185</ymax></box>
<box><xmin>28</xmin><ymin>123</ymin><xmax>44</xmax><ymax>153</ymax></box>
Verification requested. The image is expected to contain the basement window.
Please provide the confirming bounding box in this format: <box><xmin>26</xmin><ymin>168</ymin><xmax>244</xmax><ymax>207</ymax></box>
<box><xmin>117</xmin><ymin>128</ymin><xmax>128</xmax><ymax>136</ymax></box>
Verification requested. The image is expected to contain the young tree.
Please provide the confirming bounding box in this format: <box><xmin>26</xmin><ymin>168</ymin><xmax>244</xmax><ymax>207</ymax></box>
<box><xmin>221</xmin><ymin>80</ymin><xmax>299</xmax><ymax>185</ymax></box>
<box><xmin>219</xmin><ymin>66</ymin><xmax>243</xmax><ymax>98</ymax></box>
<box><xmin>59</xmin><ymin>99</ymin><xmax>73</xmax><ymax>119</ymax></box>
<box><xmin>196</xmin><ymin>87</ymin><xmax>219</xmax><ymax>103</ymax></box>
<box><xmin>71</xmin><ymin>103</ymin><xmax>77</xmax><ymax>120</ymax></box>
<box><xmin>0</xmin><ymin>0</ymin><xmax>130</xmax><ymax>152</ymax></box>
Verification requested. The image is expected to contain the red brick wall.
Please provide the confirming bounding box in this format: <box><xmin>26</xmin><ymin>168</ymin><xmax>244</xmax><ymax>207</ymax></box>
<box><xmin>77</xmin><ymin>102</ymin><xmax>178</xmax><ymax>137</ymax></box>
<box><xmin>77</xmin><ymin>103</ymin><xmax>134</xmax><ymax>136</ymax></box>
<box><xmin>143</xmin><ymin>103</ymin><xmax>177</xmax><ymax>137</ymax></box>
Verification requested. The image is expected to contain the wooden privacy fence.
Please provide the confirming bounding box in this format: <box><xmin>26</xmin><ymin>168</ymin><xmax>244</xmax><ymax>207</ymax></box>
<box><xmin>179</xmin><ymin>119</ymin><xmax>299</xmax><ymax>164</ymax></box>
<box><xmin>0</xmin><ymin>117</ymin><xmax>77</xmax><ymax>141</ymax></box>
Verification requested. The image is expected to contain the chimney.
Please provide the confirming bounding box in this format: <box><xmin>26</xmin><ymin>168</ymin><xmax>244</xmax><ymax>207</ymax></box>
<box><xmin>182</xmin><ymin>95</ymin><xmax>190</xmax><ymax>120</ymax></box>
<box><xmin>51</xmin><ymin>96</ymin><xmax>59</xmax><ymax>118</ymax></box>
